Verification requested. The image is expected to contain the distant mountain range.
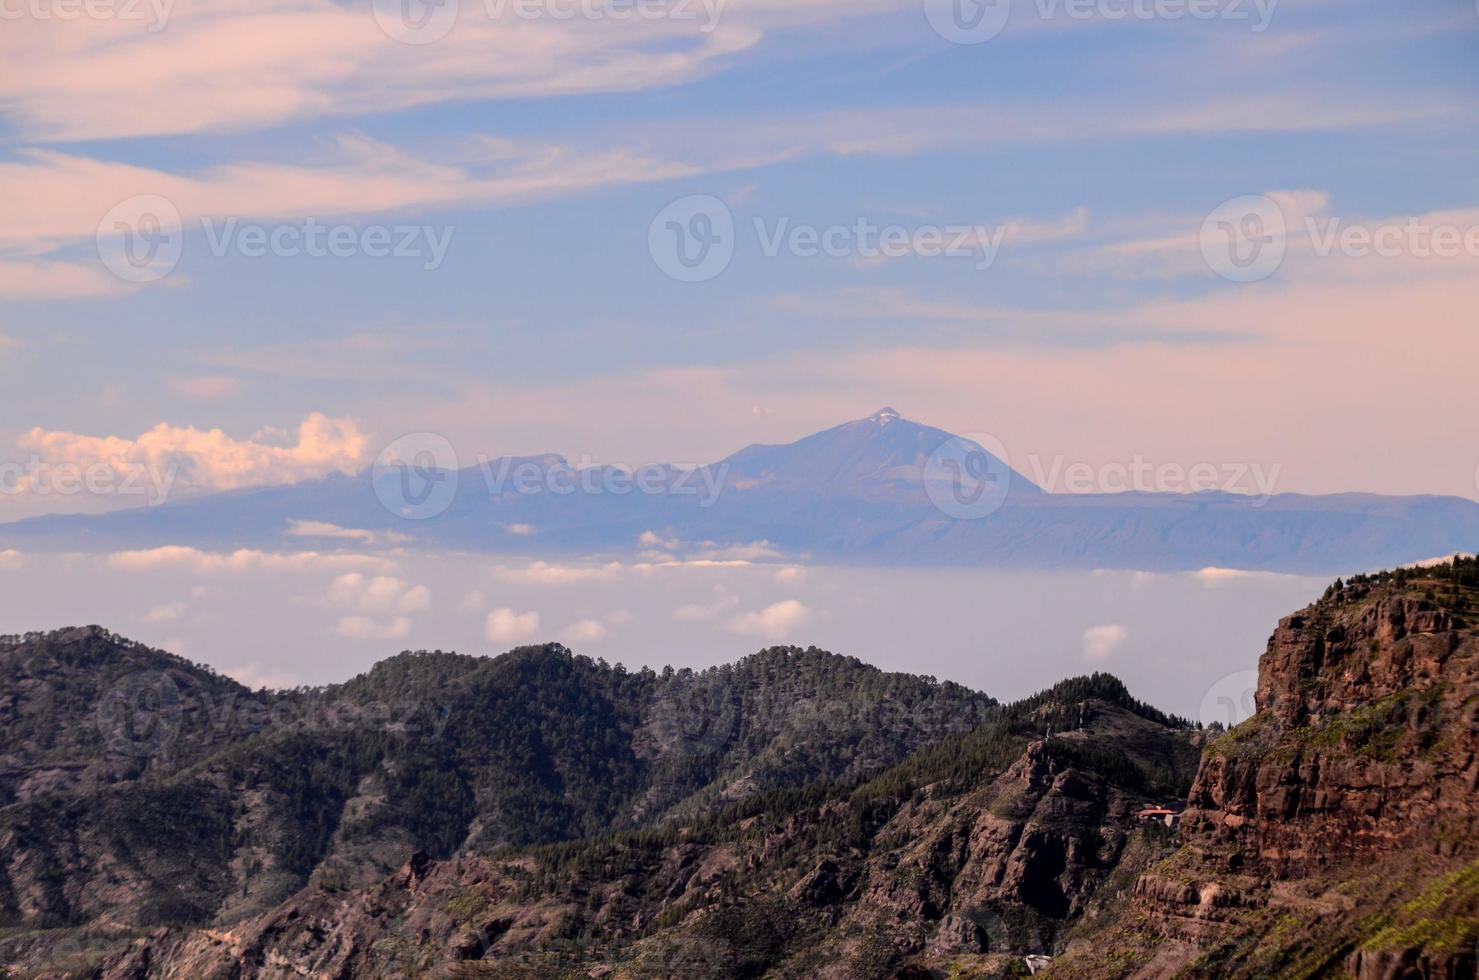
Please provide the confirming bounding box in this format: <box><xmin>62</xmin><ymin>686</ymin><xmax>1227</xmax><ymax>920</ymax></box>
<box><xmin>4</xmin><ymin>407</ymin><xmax>1477</xmax><ymax>572</ymax></box>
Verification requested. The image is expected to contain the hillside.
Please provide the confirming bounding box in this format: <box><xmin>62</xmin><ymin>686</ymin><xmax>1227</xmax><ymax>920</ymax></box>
<box><xmin>4</xmin><ymin>562</ymin><xmax>1478</xmax><ymax>978</ymax></box>
<box><xmin>0</xmin><ymin>631</ymin><xmax>993</xmax><ymax>953</ymax></box>
<box><xmin>42</xmin><ymin>676</ymin><xmax>1201</xmax><ymax>979</ymax></box>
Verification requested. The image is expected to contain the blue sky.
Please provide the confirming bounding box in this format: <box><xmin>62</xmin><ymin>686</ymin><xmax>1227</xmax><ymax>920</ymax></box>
<box><xmin>3</xmin><ymin>0</ymin><xmax>1479</xmax><ymax>516</ymax></box>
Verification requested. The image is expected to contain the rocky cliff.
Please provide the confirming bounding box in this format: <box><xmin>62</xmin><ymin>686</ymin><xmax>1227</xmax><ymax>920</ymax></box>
<box><xmin>1047</xmin><ymin>564</ymin><xmax>1479</xmax><ymax>979</ymax></box>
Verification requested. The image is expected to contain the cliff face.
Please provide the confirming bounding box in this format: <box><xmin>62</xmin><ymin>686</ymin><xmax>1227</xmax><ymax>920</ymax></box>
<box><xmin>1192</xmin><ymin>592</ymin><xmax>1475</xmax><ymax>871</ymax></box>
<box><xmin>1050</xmin><ymin>571</ymin><xmax>1479</xmax><ymax>979</ymax></box>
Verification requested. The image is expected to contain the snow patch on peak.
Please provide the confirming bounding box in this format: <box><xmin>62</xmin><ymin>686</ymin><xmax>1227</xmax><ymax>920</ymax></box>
<box><xmin>868</xmin><ymin>407</ymin><xmax>902</xmax><ymax>425</ymax></box>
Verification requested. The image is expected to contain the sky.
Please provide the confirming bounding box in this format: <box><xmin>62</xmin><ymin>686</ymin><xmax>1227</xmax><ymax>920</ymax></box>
<box><xmin>3</xmin><ymin>0</ymin><xmax>1475</xmax><ymax>705</ymax></box>
<box><xmin>0</xmin><ymin>546</ymin><xmax>1326</xmax><ymax>722</ymax></box>
<box><xmin>1</xmin><ymin>0</ymin><xmax>1477</xmax><ymax>519</ymax></box>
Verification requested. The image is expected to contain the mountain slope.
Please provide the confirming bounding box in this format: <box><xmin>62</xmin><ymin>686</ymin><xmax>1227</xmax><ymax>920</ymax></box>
<box><xmin>0</xmin><ymin>630</ymin><xmax>994</xmax><ymax>939</ymax></box>
<box><xmin>77</xmin><ymin>676</ymin><xmax>1204</xmax><ymax>979</ymax></box>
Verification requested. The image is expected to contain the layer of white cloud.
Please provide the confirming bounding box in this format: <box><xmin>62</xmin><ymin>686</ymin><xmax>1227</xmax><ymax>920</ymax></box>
<box><xmin>1082</xmin><ymin>624</ymin><xmax>1128</xmax><ymax>662</ymax></box>
<box><xmin>12</xmin><ymin>413</ymin><xmax>366</xmax><ymax>503</ymax></box>
<box><xmin>287</xmin><ymin>520</ymin><xmax>410</xmax><ymax>547</ymax></box>
<box><xmin>141</xmin><ymin>601</ymin><xmax>187</xmax><ymax>623</ymax></box>
<box><xmin>105</xmin><ymin>546</ymin><xmax>395</xmax><ymax>574</ymax></box>
<box><xmin>486</xmin><ymin>607</ymin><xmax>540</xmax><ymax>644</ymax></box>
<box><xmin>725</xmin><ymin>598</ymin><xmax>808</xmax><ymax>639</ymax></box>
<box><xmin>324</xmin><ymin>573</ymin><xmax>431</xmax><ymax>616</ymax></box>
<box><xmin>334</xmin><ymin>614</ymin><xmax>412</xmax><ymax>640</ymax></box>
<box><xmin>493</xmin><ymin>561</ymin><xmax>624</xmax><ymax>586</ymax></box>
<box><xmin>559</xmin><ymin>618</ymin><xmax>608</xmax><ymax>644</ymax></box>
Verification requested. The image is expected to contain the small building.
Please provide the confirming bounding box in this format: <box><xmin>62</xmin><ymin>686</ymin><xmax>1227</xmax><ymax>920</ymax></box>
<box><xmin>1135</xmin><ymin>806</ymin><xmax>1181</xmax><ymax>829</ymax></box>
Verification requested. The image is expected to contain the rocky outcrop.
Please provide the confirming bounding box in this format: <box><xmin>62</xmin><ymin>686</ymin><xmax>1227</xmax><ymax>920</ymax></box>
<box><xmin>1047</xmin><ymin>568</ymin><xmax>1479</xmax><ymax>978</ymax></box>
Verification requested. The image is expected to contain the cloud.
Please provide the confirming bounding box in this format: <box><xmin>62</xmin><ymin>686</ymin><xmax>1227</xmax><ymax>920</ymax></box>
<box><xmin>223</xmin><ymin>662</ymin><xmax>300</xmax><ymax>691</ymax></box>
<box><xmin>0</xmin><ymin>549</ymin><xmax>27</xmax><ymax>571</ymax></box>
<box><xmin>1192</xmin><ymin>567</ymin><xmax>1313</xmax><ymax>588</ymax></box>
<box><xmin>639</xmin><ymin>530</ymin><xmax>680</xmax><ymax>549</ymax></box>
<box><xmin>694</xmin><ymin>540</ymin><xmax>783</xmax><ymax>561</ymax></box>
<box><xmin>493</xmin><ymin>561</ymin><xmax>624</xmax><ymax>586</ymax></box>
<box><xmin>105</xmin><ymin>546</ymin><xmax>395</xmax><ymax>574</ymax></box>
<box><xmin>324</xmin><ymin>573</ymin><xmax>431</xmax><ymax>615</ymax></box>
<box><xmin>0</xmin><ymin>137</ymin><xmax>701</xmax><ymax>299</ymax></box>
<box><xmin>142</xmin><ymin>601</ymin><xmax>188</xmax><ymax>623</ymax></box>
<box><xmin>286</xmin><ymin>520</ymin><xmax>410</xmax><ymax>546</ymax></box>
<box><xmin>673</xmin><ymin>588</ymin><xmax>740</xmax><ymax>621</ymax></box>
<box><xmin>486</xmin><ymin>607</ymin><xmax>540</xmax><ymax>644</ymax></box>
<box><xmin>725</xmin><ymin>598</ymin><xmax>809</xmax><ymax>640</ymax></box>
<box><xmin>1082</xmin><ymin>624</ymin><xmax>1128</xmax><ymax>662</ymax></box>
<box><xmin>168</xmin><ymin>375</ymin><xmax>244</xmax><ymax>400</ymax></box>
<box><xmin>14</xmin><ymin>413</ymin><xmax>366</xmax><ymax>502</ymax></box>
<box><xmin>852</xmin><ymin>207</ymin><xmax>1091</xmax><ymax>268</ymax></box>
<box><xmin>334</xmin><ymin>614</ymin><xmax>412</xmax><ymax>640</ymax></box>
<box><xmin>0</xmin><ymin>257</ymin><xmax>135</xmax><ymax>301</ymax></box>
<box><xmin>503</xmin><ymin>523</ymin><xmax>536</xmax><ymax>536</ymax></box>
<box><xmin>0</xmin><ymin>0</ymin><xmax>929</xmax><ymax>143</ymax></box>
<box><xmin>1</xmin><ymin>84</ymin><xmax>1449</xmax><ymax>301</ymax></box>
<box><xmin>559</xmin><ymin>618</ymin><xmax>608</xmax><ymax>644</ymax></box>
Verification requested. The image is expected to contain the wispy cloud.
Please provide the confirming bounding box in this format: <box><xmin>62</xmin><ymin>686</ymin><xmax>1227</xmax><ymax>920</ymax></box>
<box><xmin>725</xmin><ymin>598</ymin><xmax>809</xmax><ymax>639</ymax></box>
